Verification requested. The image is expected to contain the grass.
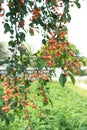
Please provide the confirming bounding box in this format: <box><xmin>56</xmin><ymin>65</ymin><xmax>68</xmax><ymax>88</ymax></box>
<box><xmin>84</xmin><ymin>79</ymin><xmax>87</xmax><ymax>84</ymax></box>
<box><xmin>0</xmin><ymin>81</ymin><xmax>87</xmax><ymax>130</ymax></box>
<box><xmin>67</xmin><ymin>80</ymin><xmax>87</xmax><ymax>96</ymax></box>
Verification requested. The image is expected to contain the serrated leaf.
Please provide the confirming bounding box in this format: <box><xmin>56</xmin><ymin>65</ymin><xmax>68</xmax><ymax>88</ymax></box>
<box><xmin>68</xmin><ymin>71</ymin><xmax>75</xmax><ymax>84</ymax></box>
<box><xmin>7</xmin><ymin>113</ymin><xmax>15</xmax><ymax>123</ymax></box>
<box><xmin>59</xmin><ymin>74</ymin><xmax>67</xmax><ymax>87</ymax></box>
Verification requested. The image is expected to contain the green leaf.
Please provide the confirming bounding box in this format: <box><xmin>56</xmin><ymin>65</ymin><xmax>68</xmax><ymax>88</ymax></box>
<box><xmin>19</xmin><ymin>104</ymin><xmax>23</xmax><ymax>110</ymax></box>
<box><xmin>10</xmin><ymin>30</ymin><xmax>14</xmax><ymax>34</ymax></box>
<box><xmin>4</xmin><ymin>23</ymin><xmax>10</xmax><ymax>33</ymax></box>
<box><xmin>42</xmin><ymin>39</ymin><xmax>46</xmax><ymax>45</ymax></box>
<box><xmin>6</xmin><ymin>12</ymin><xmax>11</xmax><ymax>17</ymax></box>
<box><xmin>63</xmin><ymin>0</ymin><xmax>69</xmax><ymax>4</ymax></box>
<box><xmin>0</xmin><ymin>0</ymin><xmax>4</xmax><ymax>3</ymax></box>
<box><xmin>5</xmin><ymin>118</ymin><xmax>10</xmax><ymax>125</ymax></box>
<box><xmin>0</xmin><ymin>59</ymin><xmax>9</xmax><ymax>66</ymax></box>
<box><xmin>0</xmin><ymin>60</ymin><xmax>5</xmax><ymax>66</ymax></box>
<box><xmin>68</xmin><ymin>71</ymin><xmax>75</xmax><ymax>85</ymax></box>
<box><xmin>51</xmin><ymin>0</ymin><xmax>56</xmax><ymax>5</ymax></box>
<box><xmin>64</xmin><ymin>4</ymin><xmax>69</xmax><ymax>13</ymax></box>
<box><xmin>29</xmin><ymin>28</ymin><xmax>34</xmax><ymax>36</ymax></box>
<box><xmin>36</xmin><ymin>58</ymin><xmax>46</xmax><ymax>69</ymax></box>
<box><xmin>40</xmin><ymin>59</ymin><xmax>46</xmax><ymax>69</ymax></box>
<box><xmin>8</xmin><ymin>40</ymin><xmax>16</xmax><ymax>47</ymax></box>
<box><xmin>80</xmin><ymin>57</ymin><xmax>86</xmax><ymax>66</ymax></box>
<box><xmin>10</xmin><ymin>102</ymin><xmax>17</xmax><ymax>109</ymax></box>
<box><xmin>59</xmin><ymin>74</ymin><xmax>67</xmax><ymax>87</ymax></box>
<box><xmin>19</xmin><ymin>32</ymin><xmax>26</xmax><ymax>41</ymax></box>
<box><xmin>49</xmin><ymin>98</ymin><xmax>53</xmax><ymax>107</ymax></box>
<box><xmin>74</xmin><ymin>1</ymin><xmax>81</xmax><ymax>8</ymax></box>
<box><xmin>10</xmin><ymin>36</ymin><xmax>14</xmax><ymax>39</ymax></box>
<box><xmin>7</xmin><ymin>113</ymin><xmax>15</xmax><ymax>123</ymax></box>
<box><xmin>67</xmin><ymin>13</ymin><xmax>71</xmax><ymax>22</ymax></box>
<box><xmin>25</xmin><ymin>79</ymin><xmax>32</xmax><ymax>87</ymax></box>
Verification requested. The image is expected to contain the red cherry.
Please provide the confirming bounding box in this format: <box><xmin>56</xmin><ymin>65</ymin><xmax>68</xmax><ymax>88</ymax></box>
<box><xmin>65</xmin><ymin>42</ymin><xmax>70</xmax><ymax>45</ymax></box>
<box><xmin>43</xmin><ymin>99</ymin><xmax>48</xmax><ymax>103</ymax></box>
<box><xmin>64</xmin><ymin>72</ymin><xmax>68</xmax><ymax>76</ymax></box>
<box><xmin>42</xmin><ymin>56</ymin><xmax>47</xmax><ymax>60</ymax></box>
<box><xmin>32</xmin><ymin>105</ymin><xmax>37</xmax><ymax>109</ymax></box>
<box><xmin>0</xmin><ymin>8</ymin><xmax>5</xmax><ymax>17</ymax></box>
<box><xmin>56</xmin><ymin>51</ymin><xmax>61</xmax><ymax>57</ymax></box>
<box><xmin>46</xmin><ymin>55</ymin><xmax>51</xmax><ymax>60</ymax></box>
<box><xmin>60</xmin><ymin>2</ymin><xmax>63</xmax><ymax>6</ymax></box>
<box><xmin>19</xmin><ymin>0</ymin><xmax>24</xmax><ymax>6</ymax></box>
<box><xmin>18</xmin><ymin>20</ymin><xmax>25</xmax><ymax>27</ymax></box>
<box><xmin>2</xmin><ymin>21</ymin><xmax>4</xmax><ymax>24</ymax></box>
<box><xmin>63</xmin><ymin>46</ymin><xmax>67</xmax><ymax>51</ymax></box>
<box><xmin>0</xmin><ymin>2</ymin><xmax>3</xmax><ymax>4</ymax></box>
<box><xmin>69</xmin><ymin>51</ymin><xmax>75</xmax><ymax>57</ymax></box>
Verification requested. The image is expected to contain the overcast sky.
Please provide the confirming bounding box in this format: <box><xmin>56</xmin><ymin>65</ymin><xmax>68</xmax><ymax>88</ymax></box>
<box><xmin>0</xmin><ymin>0</ymin><xmax>87</xmax><ymax>56</ymax></box>
<box><xmin>68</xmin><ymin>0</ymin><xmax>87</xmax><ymax>57</ymax></box>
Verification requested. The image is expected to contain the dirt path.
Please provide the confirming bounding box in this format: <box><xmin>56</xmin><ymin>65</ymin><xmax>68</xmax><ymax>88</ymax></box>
<box><xmin>73</xmin><ymin>76</ymin><xmax>87</xmax><ymax>90</ymax></box>
<box><xmin>76</xmin><ymin>83</ymin><xmax>87</xmax><ymax>90</ymax></box>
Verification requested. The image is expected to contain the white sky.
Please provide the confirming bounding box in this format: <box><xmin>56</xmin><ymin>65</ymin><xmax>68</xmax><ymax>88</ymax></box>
<box><xmin>0</xmin><ymin>0</ymin><xmax>87</xmax><ymax>56</ymax></box>
<box><xmin>68</xmin><ymin>0</ymin><xmax>87</xmax><ymax>57</ymax></box>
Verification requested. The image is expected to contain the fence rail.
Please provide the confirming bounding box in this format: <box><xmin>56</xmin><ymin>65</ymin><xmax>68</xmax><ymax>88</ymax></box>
<box><xmin>0</xmin><ymin>68</ymin><xmax>52</xmax><ymax>76</ymax></box>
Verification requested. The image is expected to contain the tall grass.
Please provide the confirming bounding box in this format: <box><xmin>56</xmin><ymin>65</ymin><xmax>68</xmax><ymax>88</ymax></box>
<box><xmin>0</xmin><ymin>81</ymin><xmax>87</xmax><ymax>130</ymax></box>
